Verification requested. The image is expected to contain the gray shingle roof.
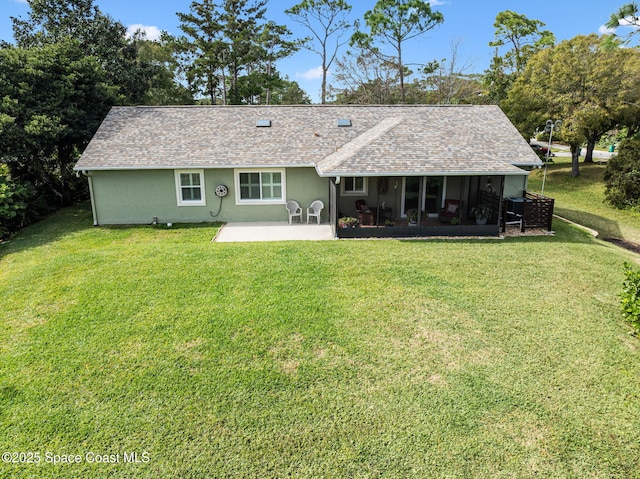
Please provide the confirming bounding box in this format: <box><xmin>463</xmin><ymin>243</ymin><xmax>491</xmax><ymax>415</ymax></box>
<box><xmin>74</xmin><ymin>104</ymin><xmax>541</xmax><ymax>176</ymax></box>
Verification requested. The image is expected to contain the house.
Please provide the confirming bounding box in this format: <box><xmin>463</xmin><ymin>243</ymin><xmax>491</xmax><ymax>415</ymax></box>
<box><xmin>74</xmin><ymin>104</ymin><xmax>544</xmax><ymax>238</ymax></box>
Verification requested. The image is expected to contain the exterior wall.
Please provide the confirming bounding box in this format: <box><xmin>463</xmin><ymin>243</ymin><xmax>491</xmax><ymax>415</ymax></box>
<box><xmin>503</xmin><ymin>174</ymin><xmax>528</xmax><ymax>198</ymax></box>
<box><xmin>89</xmin><ymin>167</ymin><xmax>329</xmax><ymax>225</ymax></box>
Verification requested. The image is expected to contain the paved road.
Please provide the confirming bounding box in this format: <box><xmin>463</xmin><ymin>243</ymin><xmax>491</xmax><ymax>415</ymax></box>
<box><xmin>530</xmin><ymin>140</ymin><xmax>614</xmax><ymax>160</ymax></box>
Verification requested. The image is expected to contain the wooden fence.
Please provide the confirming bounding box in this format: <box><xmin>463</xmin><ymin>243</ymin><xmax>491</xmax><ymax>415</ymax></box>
<box><xmin>501</xmin><ymin>191</ymin><xmax>554</xmax><ymax>232</ymax></box>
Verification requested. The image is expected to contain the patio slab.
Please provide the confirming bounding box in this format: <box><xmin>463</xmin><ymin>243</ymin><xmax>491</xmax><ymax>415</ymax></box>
<box><xmin>213</xmin><ymin>222</ymin><xmax>335</xmax><ymax>243</ymax></box>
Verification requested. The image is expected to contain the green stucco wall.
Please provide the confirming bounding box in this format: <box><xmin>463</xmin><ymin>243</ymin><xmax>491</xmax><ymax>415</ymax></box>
<box><xmin>89</xmin><ymin>168</ymin><xmax>329</xmax><ymax>225</ymax></box>
<box><xmin>503</xmin><ymin>175</ymin><xmax>528</xmax><ymax>198</ymax></box>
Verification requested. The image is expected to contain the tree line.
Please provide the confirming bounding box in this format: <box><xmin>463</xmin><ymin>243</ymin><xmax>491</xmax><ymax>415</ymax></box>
<box><xmin>1</xmin><ymin>0</ymin><xmax>640</xmax><ymax>239</ymax></box>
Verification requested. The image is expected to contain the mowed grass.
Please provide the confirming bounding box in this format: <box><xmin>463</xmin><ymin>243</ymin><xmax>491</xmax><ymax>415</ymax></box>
<box><xmin>527</xmin><ymin>156</ymin><xmax>640</xmax><ymax>244</ymax></box>
<box><xmin>1</xmin><ymin>204</ymin><xmax>640</xmax><ymax>478</ymax></box>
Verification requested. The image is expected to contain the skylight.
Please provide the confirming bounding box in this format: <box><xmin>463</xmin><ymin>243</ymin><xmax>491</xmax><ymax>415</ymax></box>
<box><xmin>256</xmin><ymin>119</ymin><xmax>272</xmax><ymax>127</ymax></box>
<box><xmin>338</xmin><ymin>119</ymin><xmax>352</xmax><ymax>127</ymax></box>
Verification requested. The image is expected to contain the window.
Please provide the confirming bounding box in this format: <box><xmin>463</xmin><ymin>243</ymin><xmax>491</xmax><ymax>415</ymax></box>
<box><xmin>235</xmin><ymin>169</ymin><xmax>285</xmax><ymax>204</ymax></box>
<box><xmin>175</xmin><ymin>170</ymin><xmax>206</xmax><ymax>206</ymax></box>
<box><xmin>341</xmin><ymin>176</ymin><xmax>367</xmax><ymax>196</ymax></box>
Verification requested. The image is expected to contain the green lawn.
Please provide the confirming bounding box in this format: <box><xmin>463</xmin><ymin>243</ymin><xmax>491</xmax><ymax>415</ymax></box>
<box><xmin>527</xmin><ymin>156</ymin><xmax>640</xmax><ymax>245</ymax></box>
<box><xmin>1</xmin><ymin>204</ymin><xmax>639</xmax><ymax>478</ymax></box>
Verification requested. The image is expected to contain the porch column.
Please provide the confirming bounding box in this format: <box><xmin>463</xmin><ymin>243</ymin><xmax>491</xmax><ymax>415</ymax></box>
<box><xmin>329</xmin><ymin>178</ymin><xmax>338</xmax><ymax>236</ymax></box>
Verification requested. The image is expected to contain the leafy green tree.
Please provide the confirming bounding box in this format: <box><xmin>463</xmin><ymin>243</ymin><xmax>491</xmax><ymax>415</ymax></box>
<box><xmin>0</xmin><ymin>165</ymin><xmax>36</xmax><ymax>240</ymax></box>
<box><xmin>177</xmin><ymin>0</ymin><xmax>297</xmax><ymax>104</ymax></box>
<box><xmin>176</xmin><ymin>0</ymin><xmax>227</xmax><ymax>103</ymax></box>
<box><xmin>132</xmin><ymin>32</ymin><xmax>195</xmax><ymax>105</ymax></box>
<box><xmin>483</xmin><ymin>10</ymin><xmax>554</xmax><ymax>104</ymax></box>
<box><xmin>286</xmin><ymin>0</ymin><xmax>352</xmax><ymax>104</ymax></box>
<box><xmin>0</xmin><ymin>41</ymin><xmax>116</xmax><ymax>205</ymax></box>
<box><xmin>12</xmin><ymin>0</ymin><xmax>162</xmax><ymax>105</ymax></box>
<box><xmin>489</xmin><ymin>11</ymin><xmax>555</xmax><ymax>75</ymax></box>
<box><xmin>270</xmin><ymin>78</ymin><xmax>312</xmax><ymax>104</ymax></box>
<box><xmin>504</xmin><ymin>34</ymin><xmax>637</xmax><ymax>177</ymax></box>
<box><xmin>351</xmin><ymin>0</ymin><xmax>443</xmax><ymax>103</ymax></box>
<box><xmin>254</xmin><ymin>21</ymin><xmax>301</xmax><ymax>105</ymax></box>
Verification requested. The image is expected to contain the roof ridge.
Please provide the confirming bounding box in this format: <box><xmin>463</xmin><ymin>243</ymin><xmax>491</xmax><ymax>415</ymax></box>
<box><xmin>316</xmin><ymin>117</ymin><xmax>404</xmax><ymax>174</ymax></box>
<box><xmin>129</xmin><ymin>104</ymin><xmax>479</xmax><ymax>109</ymax></box>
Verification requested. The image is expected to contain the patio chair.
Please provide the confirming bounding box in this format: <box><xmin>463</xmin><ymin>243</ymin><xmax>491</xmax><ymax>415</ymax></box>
<box><xmin>285</xmin><ymin>200</ymin><xmax>303</xmax><ymax>224</ymax></box>
<box><xmin>438</xmin><ymin>199</ymin><xmax>461</xmax><ymax>223</ymax></box>
<box><xmin>307</xmin><ymin>200</ymin><xmax>324</xmax><ymax>224</ymax></box>
<box><xmin>355</xmin><ymin>199</ymin><xmax>377</xmax><ymax>225</ymax></box>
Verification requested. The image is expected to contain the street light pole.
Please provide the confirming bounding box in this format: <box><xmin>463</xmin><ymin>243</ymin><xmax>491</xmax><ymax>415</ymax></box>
<box><xmin>541</xmin><ymin>119</ymin><xmax>561</xmax><ymax>196</ymax></box>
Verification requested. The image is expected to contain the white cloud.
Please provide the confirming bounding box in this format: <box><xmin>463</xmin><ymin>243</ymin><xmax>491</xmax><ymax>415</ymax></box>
<box><xmin>126</xmin><ymin>24</ymin><xmax>162</xmax><ymax>41</ymax></box>
<box><xmin>599</xmin><ymin>24</ymin><xmax>617</xmax><ymax>35</ymax></box>
<box><xmin>296</xmin><ymin>66</ymin><xmax>324</xmax><ymax>81</ymax></box>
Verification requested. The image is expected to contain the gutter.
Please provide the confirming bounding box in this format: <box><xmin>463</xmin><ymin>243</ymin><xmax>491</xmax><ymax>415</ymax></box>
<box><xmin>81</xmin><ymin>171</ymin><xmax>99</xmax><ymax>226</ymax></box>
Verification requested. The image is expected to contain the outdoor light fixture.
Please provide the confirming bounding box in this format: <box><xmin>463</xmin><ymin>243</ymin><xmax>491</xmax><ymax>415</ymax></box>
<box><xmin>542</xmin><ymin>119</ymin><xmax>561</xmax><ymax>195</ymax></box>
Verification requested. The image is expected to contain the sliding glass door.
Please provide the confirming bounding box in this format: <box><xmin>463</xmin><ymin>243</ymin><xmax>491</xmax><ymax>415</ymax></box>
<box><xmin>402</xmin><ymin>177</ymin><xmax>444</xmax><ymax>217</ymax></box>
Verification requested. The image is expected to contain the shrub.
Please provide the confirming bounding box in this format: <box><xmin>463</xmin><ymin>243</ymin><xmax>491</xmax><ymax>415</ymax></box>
<box><xmin>604</xmin><ymin>138</ymin><xmax>640</xmax><ymax>210</ymax></box>
<box><xmin>0</xmin><ymin>165</ymin><xmax>35</xmax><ymax>240</ymax></box>
<box><xmin>621</xmin><ymin>262</ymin><xmax>640</xmax><ymax>331</ymax></box>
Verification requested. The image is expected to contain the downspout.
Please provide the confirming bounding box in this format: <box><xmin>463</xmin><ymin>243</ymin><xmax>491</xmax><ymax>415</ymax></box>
<box><xmin>82</xmin><ymin>171</ymin><xmax>99</xmax><ymax>226</ymax></box>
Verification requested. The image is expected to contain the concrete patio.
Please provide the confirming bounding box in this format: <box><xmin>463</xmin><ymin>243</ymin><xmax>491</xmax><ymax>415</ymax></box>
<box><xmin>213</xmin><ymin>222</ymin><xmax>335</xmax><ymax>243</ymax></box>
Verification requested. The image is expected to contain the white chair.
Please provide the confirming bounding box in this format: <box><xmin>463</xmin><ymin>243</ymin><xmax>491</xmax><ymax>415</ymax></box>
<box><xmin>307</xmin><ymin>200</ymin><xmax>324</xmax><ymax>224</ymax></box>
<box><xmin>286</xmin><ymin>200</ymin><xmax>303</xmax><ymax>224</ymax></box>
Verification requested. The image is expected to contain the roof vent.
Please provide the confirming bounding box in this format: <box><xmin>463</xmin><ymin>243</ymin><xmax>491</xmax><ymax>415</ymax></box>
<box><xmin>337</xmin><ymin>119</ymin><xmax>352</xmax><ymax>127</ymax></box>
<box><xmin>256</xmin><ymin>119</ymin><xmax>272</xmax><ymax>127</ymax></box>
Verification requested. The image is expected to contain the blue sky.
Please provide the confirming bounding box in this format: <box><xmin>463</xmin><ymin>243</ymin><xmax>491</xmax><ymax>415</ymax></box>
<box><xmin>0</xmin><ymin>0</ymin><xmax>629</xmax><ymax>102</ymax></box>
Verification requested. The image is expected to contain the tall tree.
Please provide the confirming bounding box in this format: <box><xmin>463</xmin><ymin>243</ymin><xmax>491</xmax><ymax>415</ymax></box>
<box><xmin>0</xmin><ymin>41</ymin><xmax>115</xmax><ymax>205</ymax></box>
<box><xmin>219</xmin><ymin>0</ymin><xmax>268</xmax><ymax>104</ymax></box>
<box><xmin>504</xmin><ymin>34</ymin><xmax>640</xmax><ymax>177</ymax></box>
<box><xmin>483</xmin><ymin>11</ymin><xmax>554</xmax><ymax>104</ymax></box>
<box><xmin>350</xmin><ymin>0</ymin><xmax>443</xmax><ymax>103</ymax></box>
<box><xmin>254</xmin><ymin>21</ymin><xmax>300</xmax><ymax>105</ymax></box>
<box><xmin>270</xmin><ymin>78</ymin><xmax>312</xmax><ymax>104</ymax></box>
<box><xmin>132</xmin><ymin>31</ymin><xmax>195</xmax><ymax>105</ymax></box>
<box><xmin>285</xmin><ymin>0</ymin><xmax>352</xmax><ymax>104</ymax></box>
<box><xmin>489</xmin><ymin>11</ymin><xmax>555</xmax><ymax>75</ymax></box>
<box><xmin>422</xmin><ymin>39</ymin><xmax>483</xmax><ymax>105</ymax></box>
<box><xmin>176</xmin><ymin>0</ymin><xmax>226</xmax><ymax>103</ymax></box>
<box><xmin>12</xmin><ymin>0</ymin><xmax>162</xmax><ymax>105</ymax></box>
<box><xmin>176</xmin><ymin>0</ymin><xmax>297</xmax><ymax>105</ymax></box>
<box><xmin>330</xmin><ymin>49</ymin><xmax>401</xmax><ymax>104</ymax></box>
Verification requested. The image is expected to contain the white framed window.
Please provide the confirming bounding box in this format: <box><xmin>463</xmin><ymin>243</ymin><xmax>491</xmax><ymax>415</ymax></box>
<box><xmin>235</xmin><ymin>169</ymin><xmax>286</xmax><ymax>205</ymax></box>
<box><xmin>175</xmin><ymin>170</ymin><xmax>206</xmax><ymax>206</ymax></box>
<box><xmin>341</xmin><ymin>177</ymin><xmax>367</xmax><ymax>196</ymax></box>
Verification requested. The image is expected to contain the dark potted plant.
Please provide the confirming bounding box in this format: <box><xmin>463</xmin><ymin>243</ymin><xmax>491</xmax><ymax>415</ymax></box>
<box><xmin>470</xmin><ymin>204</ymin><xmax>492</xmax><ymax>225</ymax></box>
<box><xmin>406</xmin><ymin>209</ymin><xmax>424</xmax><ymax>226</ymax></box>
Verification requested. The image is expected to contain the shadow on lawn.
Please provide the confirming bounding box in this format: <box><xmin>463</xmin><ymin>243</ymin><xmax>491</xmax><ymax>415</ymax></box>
<box><xmin>555</xmin><ymin>207</ymin><xmax>624</xmax><ymax>240</ymax></box>
<box><xmin>0</xmin><ymin>203</ymin><xmax>94</xmax><ymax>260</ymax></box>
<box><xmin>0</xmin><ymin>203</ymin><xmax>222</xmax><ymax>259</ymax></box>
